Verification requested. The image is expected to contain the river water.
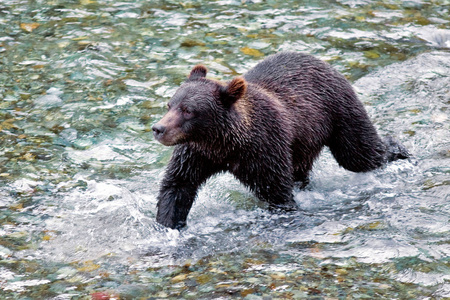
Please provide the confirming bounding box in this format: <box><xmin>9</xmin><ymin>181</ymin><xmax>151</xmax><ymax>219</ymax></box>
<box><xmin>0</xmin><ymin>0</ymin><xmax>449</xmax><ymax>299</ymax></box>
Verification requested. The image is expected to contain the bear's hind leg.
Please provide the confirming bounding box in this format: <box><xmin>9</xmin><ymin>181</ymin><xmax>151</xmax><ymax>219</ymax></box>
<box><xmin>293</xmin><ymin>169</ymin><xmax>310</xmax><ymax>189</ymax></box>
<box><xmin>292</xmin><ymin>149</ymin><xmax>318</xmax><ymax>189</ymax></box>
<box><xmin>327</xmin><ymin>123</ymin><xmax>386</xmax><ymax>172</ymax></box>
<box><xmin>255</xmin><ymin>177</ymin><xmax>298</xmax><ymax>210</ymax></box>
<box><xmin>236</xmin><ymin>168</ymin><xmax>298</xmax><ymax>211</ymax></box>
<box><xmin>383</xmin><ymin>135</ymin><xmax>410</xmax><ymax>162</ymax></box>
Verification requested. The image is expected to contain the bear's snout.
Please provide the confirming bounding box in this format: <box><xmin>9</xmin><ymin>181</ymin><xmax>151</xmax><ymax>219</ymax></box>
<box><xmin>152</xmin><ymin>123</ymin><xmax>166</xmax><ymax>135</ymax></box>
<box><xmin>152</xmin><ymin>109</ymin><xmax>187</xmax><ymax>146</ymax></box>
<box><xmin>152</xmin><ymin>123</ymin><xmax>166</xmax><ymax>140</ymax></box>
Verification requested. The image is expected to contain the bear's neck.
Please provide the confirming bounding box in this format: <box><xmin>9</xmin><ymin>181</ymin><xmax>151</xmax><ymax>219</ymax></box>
<box><xmin>187</xmin><ymin>102</ymin><xmax>255</xmax><ymax>162</ymax></box>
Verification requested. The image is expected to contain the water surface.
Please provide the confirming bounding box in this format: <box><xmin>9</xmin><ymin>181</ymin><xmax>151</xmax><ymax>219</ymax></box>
<box><xmin>0</xmin><ymin>0</ymin><xmax>449</xmax><ymax>298</ymax></box>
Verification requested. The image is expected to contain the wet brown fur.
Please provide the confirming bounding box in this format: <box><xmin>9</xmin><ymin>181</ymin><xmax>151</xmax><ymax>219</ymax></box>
<box><xmin>152</xmin><ymin>52</ymin><xmax>409</xmax><ymax>229</ymax></box>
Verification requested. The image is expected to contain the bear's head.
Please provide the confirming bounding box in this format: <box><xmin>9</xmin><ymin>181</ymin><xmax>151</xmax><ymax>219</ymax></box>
<box><xmin>152</xmin><ymin>65</ymin><xmax>247</xmax><ymax>146</ymax></box>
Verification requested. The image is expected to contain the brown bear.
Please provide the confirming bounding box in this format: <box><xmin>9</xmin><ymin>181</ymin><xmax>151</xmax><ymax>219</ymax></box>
<box><xmin>152</xmin><ymin>52</ymin><xmax>408</xmax><ymax>229</ymax></box>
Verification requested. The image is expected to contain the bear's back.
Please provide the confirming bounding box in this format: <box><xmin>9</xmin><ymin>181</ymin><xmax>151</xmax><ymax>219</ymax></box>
<box><xmin>243</xmin><ymin>52</ymin><xmax>361</xmax><ymax>117</ymax></box>
<box><xmin>244</xmin><ymin>52</ymin><xmax>324</xmax><ymax>91</ymax></box>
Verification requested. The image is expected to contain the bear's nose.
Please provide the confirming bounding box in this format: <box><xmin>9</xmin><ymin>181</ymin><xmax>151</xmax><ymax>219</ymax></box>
<box><xmin>152</xmin><ymin>123</ymin><xmax>166</xmax><ymax>137</ymax></box>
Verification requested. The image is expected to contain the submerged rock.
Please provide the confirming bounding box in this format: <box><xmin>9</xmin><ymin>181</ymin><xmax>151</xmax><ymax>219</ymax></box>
<box><xmin>34</xmin><ymin>88</ymin><xmax>64</xmax><ymax>108</ymax></box>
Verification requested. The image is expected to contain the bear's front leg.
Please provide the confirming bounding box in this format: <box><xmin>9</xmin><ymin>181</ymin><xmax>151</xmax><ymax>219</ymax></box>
<box><xmin>156</xmin><ymin>145</ymin><xmax>220</xmax><ymax>229</ymax></box>
<box><xmin>156</xmin><ymin>181</ymin><xmax>197</xmax><ymax>229</ymax></box>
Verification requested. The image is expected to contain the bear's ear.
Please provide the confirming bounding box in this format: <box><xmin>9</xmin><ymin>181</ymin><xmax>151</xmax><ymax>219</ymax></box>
<box><xmin>188</xmin><ymin>65</ymin><xmax>207</xmax><ymax>80</ymax></box>
<box><xmin>220</xmin><ymin>77</ymin><xmax>247</xmax><ymax>106</ymax></box>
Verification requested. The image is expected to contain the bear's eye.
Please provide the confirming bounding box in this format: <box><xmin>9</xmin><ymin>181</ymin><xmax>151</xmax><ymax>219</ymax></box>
<box><xmin>181</xmin><ymin>107</ymin><xmax>194</xmax><ymax>119</ymax></box>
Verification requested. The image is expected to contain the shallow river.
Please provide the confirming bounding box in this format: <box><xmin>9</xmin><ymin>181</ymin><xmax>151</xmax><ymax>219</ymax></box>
<box><xmin>0</xmin><ymin>0</ymin><xmax>449</xmax><ymax>299</ymax></box>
